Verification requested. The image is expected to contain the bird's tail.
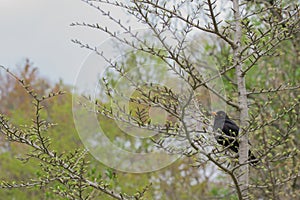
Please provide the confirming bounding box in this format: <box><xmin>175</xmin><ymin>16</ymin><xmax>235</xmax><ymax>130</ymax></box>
<box><xmin>248</xmin><ymin>150</ymin><xmax>259</xmax><ymax>166</ymax></box>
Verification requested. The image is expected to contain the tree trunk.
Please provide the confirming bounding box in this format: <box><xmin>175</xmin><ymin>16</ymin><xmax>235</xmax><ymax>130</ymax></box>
<box><xmin>232</xmin><ymin>0</ymin><xmax>249</xmax><ymax>199</ymax></box>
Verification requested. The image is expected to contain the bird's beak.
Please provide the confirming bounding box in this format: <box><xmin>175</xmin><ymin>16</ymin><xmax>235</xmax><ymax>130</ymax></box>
<box><xmin>211</xmin><ymin>112</ymin><xmax>217</xmax><ymax>116</ymax></box>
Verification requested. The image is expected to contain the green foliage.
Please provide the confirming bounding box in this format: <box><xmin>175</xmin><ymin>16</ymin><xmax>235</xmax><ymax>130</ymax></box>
<box><xmin>1</xmin><ymin>0</ymin><xmax>300</xmax><ymax>198</ymax></box>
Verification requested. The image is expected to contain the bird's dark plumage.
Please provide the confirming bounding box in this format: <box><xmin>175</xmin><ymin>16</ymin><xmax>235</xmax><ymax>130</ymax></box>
<box><xmin>213</xmin><ymin>111</ymin><xmax>258</xmax><ymax>165</ymax></box>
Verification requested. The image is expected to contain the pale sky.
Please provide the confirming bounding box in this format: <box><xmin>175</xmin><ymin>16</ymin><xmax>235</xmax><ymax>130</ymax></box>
<box><xmin>0</xmin><ymin>0</ymin><xmax>134</xmax><ymax>85</ymax></box>
<box><xmin>0</xmin><ymin>0</ymin><xmax>230</xmax><ymax>86</ymax></box>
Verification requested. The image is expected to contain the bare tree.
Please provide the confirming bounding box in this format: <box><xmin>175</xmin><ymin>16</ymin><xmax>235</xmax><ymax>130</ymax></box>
<box><xmin>0</xmin><ymin>65</ymin><xmax>150</xmax><ymax>200</ymax></box>
<box><xmin>71</xmin><ymin>0</ymin><xmax>300</xmax><ymax>199</ymax></box>
<box><xmin>0</xmin><ymin>0</ymin><xmax>299</xmax><ymax>199</ymax></box>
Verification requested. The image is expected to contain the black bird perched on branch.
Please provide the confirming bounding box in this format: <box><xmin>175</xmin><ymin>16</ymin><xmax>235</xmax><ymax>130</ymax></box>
<box><xmin>212</xmin><ymin>111</ymin><xmax>258</xmax><ymax>165</ymax></box>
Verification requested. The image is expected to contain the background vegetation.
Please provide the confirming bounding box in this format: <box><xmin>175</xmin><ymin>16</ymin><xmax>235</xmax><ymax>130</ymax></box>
<box><xmin>0</xmin><ymin>0</ymin><xmax>299</xmax><ymax>199</ymax></box>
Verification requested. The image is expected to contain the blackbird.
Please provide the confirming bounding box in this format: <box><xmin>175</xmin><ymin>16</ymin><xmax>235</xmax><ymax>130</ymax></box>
<box><xmin>212</xmin><ymin>111</ymin><xmax>258</xmax><ymax>165</ymax></box>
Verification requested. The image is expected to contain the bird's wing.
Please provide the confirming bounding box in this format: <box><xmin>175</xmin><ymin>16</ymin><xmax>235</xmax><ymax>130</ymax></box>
<box><xmin>226</xmin><ymin>118</ymin><xmax>238</xmax><ymax>127</ymax></box>
<box><xmin>223</xmin><ymin>120</ymin><xmax>239</xmax><ymax>136</ymax></box>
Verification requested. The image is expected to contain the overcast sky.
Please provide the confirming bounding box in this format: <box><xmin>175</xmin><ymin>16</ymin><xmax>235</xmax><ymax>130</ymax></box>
<box><xmin>0</xmin><ymin>0</ymin><xmax>135</xmax><ymax>85</ymax></box>
<box><xmin>0</xmin><ymin>0</ymin><xmax>232</xmax><ymax>86</ymax></box>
